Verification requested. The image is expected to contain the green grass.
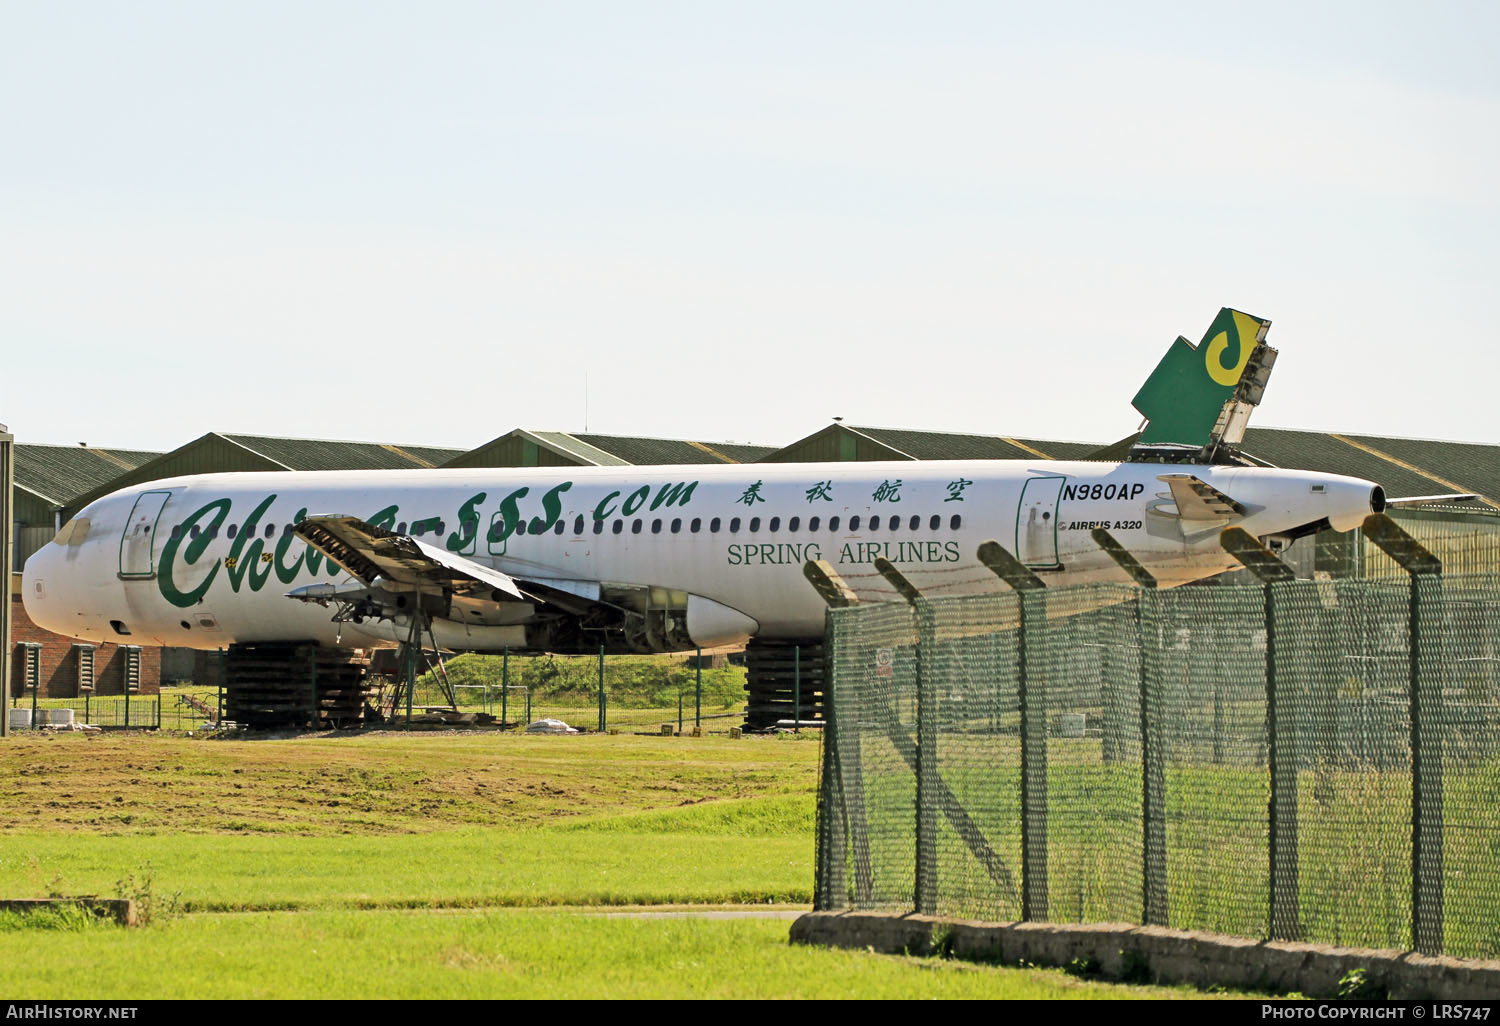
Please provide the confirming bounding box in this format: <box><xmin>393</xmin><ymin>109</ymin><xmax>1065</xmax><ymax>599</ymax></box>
<box><xmin>0</xmin><ymin>908</ymin><xmax>1226</xmax><ymax>1000</ymax></box>
<box><xmin>0</xmin><ymin>804</ymin><xmax>816</xmax><ymax>912</ymax></box>
<box><xmin>0</xmin><ymin>729</ymin><xmax>1252</xmax><ymax>998</ymax></box>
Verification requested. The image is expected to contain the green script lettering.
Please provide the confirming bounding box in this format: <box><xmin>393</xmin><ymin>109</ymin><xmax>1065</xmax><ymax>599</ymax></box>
<box><xmin>157</xmin><ymin>498</ymin><xmax>231</xmax><ymax>608</ymax></box>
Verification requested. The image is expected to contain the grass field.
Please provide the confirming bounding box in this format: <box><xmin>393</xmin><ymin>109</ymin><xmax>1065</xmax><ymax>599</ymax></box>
<box><xmin>0</xmin><ymin>728</ymin><xmax>1245</xmax><ymax>999</ymax></box>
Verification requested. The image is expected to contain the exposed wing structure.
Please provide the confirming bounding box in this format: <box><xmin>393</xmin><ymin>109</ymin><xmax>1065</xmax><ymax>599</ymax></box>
<box><xmin>292</xmin><ymin>515</ymin><xmax>526</xmax><ymax>600</ymax></box>
<box><xmin>1157</xmin><ymin>474</ymin><xmax>1250</xmax><ymax>520</ymax></box>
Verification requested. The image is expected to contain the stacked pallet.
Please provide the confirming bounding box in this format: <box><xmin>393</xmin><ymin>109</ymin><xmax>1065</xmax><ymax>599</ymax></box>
<box><xmin>742</xmin><ymin>639</ymin><xmax>824</xmax><ymax>731</ymax></box>
<box><xmin>223</xmin><ymin>642</ymin><xmax>372</xmax><ymax>729</ymax></box>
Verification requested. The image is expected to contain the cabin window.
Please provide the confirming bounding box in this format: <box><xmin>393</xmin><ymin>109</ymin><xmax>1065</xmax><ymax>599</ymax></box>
<box><xmin>397</xmin><ymin>522</ymin><xmax>407</xmax><ymax>534</ymax></box>
<box><xmin>929</xmin><ymin>515</ymin><xmax>940</xmax><ymax>530</ymax></box>
<box><xmin>631</xmin><ymin>519</ymin><xmax>643</xmax><ymax>534</ymax></box>
<box><xmin>671</xmin><ymin>518</ymin><xmax>682</xmax><ymax>534</ymax></box>
<box><xmin>593</xmin><ymin>519</ymin><xmax>605</xmax><ymax>535</ymax></box>
<box><xmin>807</xmin><ymin>516</ymin><xmax>819</xmax><ymax>532</ymax></box>
<box><xmin>651</xmin><ymin>519</ymin><xmax>662</xmax><ymax>534</ymax></box>
<box><xmin>690</xmin><ymin>518</ymin><xmax>701</xmax><ymax>533</ymax></box>
<box><xmin>788</xmin><ymin>516</ymin><xmax>800</xmax><ymax>532</ymax></box>
<box><xmin>283</xmin><ymin>524</ymin><xmax>295</xmax><ymax>536</ymax></box>
<box><xmin>887</xmin><ymin>515</ymin><xmax>899</xmax><ymax>532</ymax></box>
<box><xmin>828</xmin><ymin>516</ymin><xmax>840</xmax><ymax>532</ymax></box>
<box><xmin>573</xmin><ymin>516</ymin><xmax>585</xmax><ymax>535</ymax></box>
<box><xmin>768</xmin><ymin>517</ymin><xmax>780</xmax><ymax>533</ymax></box>
<box><xmin>710</xmin><ymin>517</ymin><xmax>722</xmax><ymax>533</ymax></box>
<box><xmin>190</xmin><ymin>525</ymin><xmax>200</xmax><ymax>540</ymax></box>
<box><xmin>170</xmin><ymin>525</ymin><xmax>182</xmax><ymax>540</ymax></box>
<box><xmin>848</xmin><ymin>515</ymin><xmax>860</xmax><ymax>531</ymax></box>
<box><xmin>553</xmin><ymin>520</ymin><xmax>565</xmax><ymax>535</ymax></box>
<box><xmin>950</xmin><ymin>514</ymin><xmax>962</xmax><ymax>530</ymax></box>
<box><xmin>869</xmin><ymin>516</ymin><xmax>880</xmax><ymax>531</ymax></box>
<box><xmin>729</xmin><ymin>517</ymin><xmax>741</xmax><ymax>533</ymax></box>
<box><xmin>514</xmin><ymin>520</ymin><xmax>526</xmax><ymax>535</ymax></box>
<box><xmin>749</xmin><ymin>517</ymin><xmax>761</xmax><ymax>532</ymax></box>
<box><xmin>227</xmin><ymin>524</ymin><xmax>238</xmax><ymax>538</ymax></box>
<box><xmin>264</xmin><ymin>524</ymin><xmax>275</xmax><ymax>538</ymax></box>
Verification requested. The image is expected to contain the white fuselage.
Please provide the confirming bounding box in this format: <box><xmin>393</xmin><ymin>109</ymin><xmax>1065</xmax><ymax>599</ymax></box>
<box><xmin>22</xmin><ymin>459</ymin><xmax>1382</xmax><ymax>652</ymax></box>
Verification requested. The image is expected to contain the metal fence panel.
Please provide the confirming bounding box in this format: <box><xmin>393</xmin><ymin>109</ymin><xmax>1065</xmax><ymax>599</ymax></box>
<box><xmin>822</xmin><ymin>570</ymin><xmax>1500</xmax><ymax>960</ymax></box>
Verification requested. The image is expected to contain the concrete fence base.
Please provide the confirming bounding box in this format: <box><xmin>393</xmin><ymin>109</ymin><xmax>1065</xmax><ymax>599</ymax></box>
<box><xmin>791</xmin><ymin>911</ymin><xmax>1500</xmax><ymax>999</ymax></box>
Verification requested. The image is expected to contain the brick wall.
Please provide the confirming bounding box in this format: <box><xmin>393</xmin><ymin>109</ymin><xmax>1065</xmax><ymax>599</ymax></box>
<box><xmin>9</xmin><ymin>593</ymin><xmax>161</xmax><ymax>699</ymax></box>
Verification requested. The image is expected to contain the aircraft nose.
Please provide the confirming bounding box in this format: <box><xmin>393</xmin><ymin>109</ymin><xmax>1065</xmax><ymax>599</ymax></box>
<box><xmin>21</xmin><ymin>543</ymin><xmax>54</xmax><ymax>617</ymax></box>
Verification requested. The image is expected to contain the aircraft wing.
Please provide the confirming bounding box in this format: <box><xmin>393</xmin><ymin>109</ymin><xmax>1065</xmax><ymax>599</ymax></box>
<box><xmin>1157</xmin><ymin>474</ymin><xmax>1250</xmax><ymax>520</ymax></box>
<box><xmin>292</xmin><ymin>515</ymin><xmax>527</xmax><ymax>600</ymax></box>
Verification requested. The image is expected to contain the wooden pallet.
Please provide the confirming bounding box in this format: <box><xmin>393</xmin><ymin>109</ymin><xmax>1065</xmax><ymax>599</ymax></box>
<box><xmin>743</xmin><ymin>639</ymin><xmax>825</xmax><ymax>730</ymax></box>
<box><xmin>223</xmin><ymin>642</ymin><xmax>372</xmax><ymax>729</ymax></box>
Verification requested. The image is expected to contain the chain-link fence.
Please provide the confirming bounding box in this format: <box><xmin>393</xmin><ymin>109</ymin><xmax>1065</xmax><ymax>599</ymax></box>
<box><xmin>400</xmin><ymin>650</ymin><xmax>749</xmax><ymax>734</ymax></box>
<box><xmin>817</xmin><ymin>572</ymin><xmax>1500</xmax><ymax>959</ymax></box>
<box><xmin>11</xmin><ymin>692</ymin><xmax>176</xmax><ymax>730</ymax></box>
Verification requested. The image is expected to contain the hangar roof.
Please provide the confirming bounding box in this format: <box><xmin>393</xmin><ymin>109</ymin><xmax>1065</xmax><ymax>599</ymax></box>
<box><xmin>759</xmin><ymin>423</ymin><xmax>1102</xmax><ymax>464</ymax></box>
<box><xmin>217</xmin><ymin>433</ymin><xmax>463</xmax><ymax>471</ymax></box>
<box><xmin>572</xmin><ymin>433</ymin><xmax>777</xmax><ymax>465</ymax></box>
<box><xmin>444</xmin><ymin>430</ymin><xmax>776</xmax><ymax>469</ymax></box>
<box><xmin>760</xmin><ymin>422</ymin><xmax>1498</xmax><ymax>510</ymax></box>
<box><xmin>15</xmin><ymin>444</ymin><xmax>163</xmax><ymax>508</ymax></box>
<box><xmin>60</xmin><ymin>431</ymin><xmax>466</xmax><ymax>520</ymax></box>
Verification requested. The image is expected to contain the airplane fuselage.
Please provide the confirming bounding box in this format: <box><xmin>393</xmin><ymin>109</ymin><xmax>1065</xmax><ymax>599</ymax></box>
<box><xmin>22</xmin><ymin>459</ymin><xmax>1383</xmax><ymax>654</ymax></box>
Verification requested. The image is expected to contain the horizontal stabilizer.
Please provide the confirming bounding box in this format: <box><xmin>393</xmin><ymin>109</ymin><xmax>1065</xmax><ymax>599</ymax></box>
<box><xmin>1158</xmin><ymin>474</ymin><xmax>1249</xmax><ymax>520</ymax></box>
<box><xmin>293</xmin><ymin>515</ymin><xmax>526</xmax><ymax>600</ymax></box>
<box><xmin>1382</xmin><ymin>493</ymin><xmax>1480</xmax><ymax>508</ymax></box>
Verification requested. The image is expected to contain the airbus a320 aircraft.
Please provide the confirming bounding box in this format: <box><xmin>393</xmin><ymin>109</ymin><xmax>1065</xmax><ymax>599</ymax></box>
<box><xmin>22</xmin><ymin>310</ymin><xmax>1411</xmax><ymax>660</ymax></box>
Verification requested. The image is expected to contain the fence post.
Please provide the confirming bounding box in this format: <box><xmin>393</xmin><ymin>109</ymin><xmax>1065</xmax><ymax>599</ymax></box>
<box><xmin>501</xmin><ymin>647</ymin><xmax>509</xmax><ymax>727</ymax></box>
<box><xmin>875</xmin><ymin>558</ymin><xmax>939</xmax><ymax>915</ymax></box>
<box><xmin>124</xmin><ymin>676</ymin><xmax>130</xmax><ymax>729</ymax></box>
<box><xmin>978</xmin><ymin>542</ymin><xmax>1048</xmax><ymax>922</ymax></box>
<box><xmin>1362</xmin><ymin>513</ymin><xmax>1445</xmax><ymax>954</ymax></box>
<box><xmin>597</xmin><ymin>644</ymin><xmax>606</xmax><ymax>732</ymax></box>
<box><xmin>1090</xmin><ymin>528</ymin><xmax>1168</xmax><ymax>926</ymax></box>
<box><xmin>1139</xmin><ymin>591</ymin><xmax>1168</xmax><ymax>926</ymax></box>
<box><xmin>804</xmin><ymin>560</ymin><xmax>867</xmax><ymax>908</ymax></box>
<box><xmin>217</xmin><ymin>648</ymin><xmax>224</xmax><ymax>723</ymax></box>
<box><xmin>1222</xmin><ymin>528</ymin><xmax>1301</xmax><ymax>942</ymax></box>
<box><xmin>815</xmin><ymin>643</ymin><xmax>844</xmax><ymax>910</ymax></box>
<box><xmin>695</xmin><ymin>647</ymin><xmax>702</xmax><ymax>730</ymax></box>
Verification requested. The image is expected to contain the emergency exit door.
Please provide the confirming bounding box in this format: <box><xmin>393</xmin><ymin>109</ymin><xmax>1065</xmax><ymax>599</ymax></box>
<box><xmin>118</xmin><ymin>490</ymin><xmax>171</xmax><ymax>579</ymax></box>
<box><xmin>1016</xmin><ymin>476</ymin><xmax>1066</xmax><ymax>568</ymax></box>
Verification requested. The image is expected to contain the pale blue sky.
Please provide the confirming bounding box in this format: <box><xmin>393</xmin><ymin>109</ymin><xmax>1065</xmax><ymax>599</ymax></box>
<box><xmin>4</xmin><ymin>1</ymin><xmax>1497</xmax><ymax>452</ymax></box>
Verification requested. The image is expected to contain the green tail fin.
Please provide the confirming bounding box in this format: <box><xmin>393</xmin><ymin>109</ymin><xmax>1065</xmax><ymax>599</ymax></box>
<box><xmin>1131</xmin><ymin>307</ymin><xmax>1274</xmax><ymax>454</ymax></box>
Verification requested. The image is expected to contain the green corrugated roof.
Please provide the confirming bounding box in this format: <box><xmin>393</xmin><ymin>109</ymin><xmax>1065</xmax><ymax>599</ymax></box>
<box><xmin>15</xmin><ymin>444</ymin><xmax>163</xmax><ymax>506</ymax></box>
<box><xmin>838</xmin><ymin>426</ymin><xmax>1099</xmax><ymax>462</ymax></box>
<box><xmin>221</xmin><ymin>434</ymin><xmax>465</xmax><ymax>471</ymax></box>
<box><xmin>1340</xmin><ymin>434</ymin><xmax>1500</xmax><ymax>505</ymax></box>
<box><xmin>527</xmin><ymin>432</ymin><xmax>631</xmax><ymax>466</ymax></box>
<box><xmin>573</xmin><ymin>433</ymin><xmax>747</xmax><ymax>465</ymax></box>
<box><xmin>708</xmin><ymin>441</ymin><xmax>779</xmax><ymax>463</ymax></box>
<box><xmin>1239</xmin><ymin>429</ymin><xmax>1482</xmax><ymax>504</ymax></box>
